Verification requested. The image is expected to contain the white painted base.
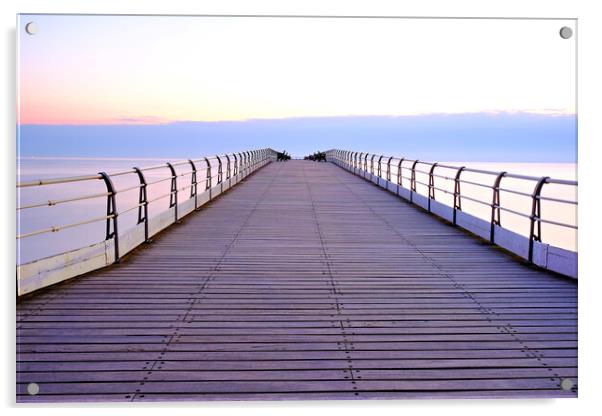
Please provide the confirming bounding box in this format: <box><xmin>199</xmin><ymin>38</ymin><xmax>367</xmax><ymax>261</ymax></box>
<box><xmin>328</xmin><ymin>157</ymin><xmax>577</xmax><ymax>279</ymax></box>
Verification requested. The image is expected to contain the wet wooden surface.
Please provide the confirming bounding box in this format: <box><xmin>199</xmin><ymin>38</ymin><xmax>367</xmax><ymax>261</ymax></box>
<box><xmin>17</xmin><ymin>160</ymin><xmax>577</xmax><ymax>402</ymax></box>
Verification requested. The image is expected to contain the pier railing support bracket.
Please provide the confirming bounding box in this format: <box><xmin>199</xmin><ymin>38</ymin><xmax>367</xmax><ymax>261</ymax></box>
<box><xmin>99</xmin><ymin>172</ymin><xmax>120</xmax><ymax>263</ymax></box>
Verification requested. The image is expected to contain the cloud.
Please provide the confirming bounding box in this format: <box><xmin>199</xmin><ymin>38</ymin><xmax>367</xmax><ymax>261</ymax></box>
<box><xmin>111</xmin><ymin>115</ymin><xmax>170</xmax><ymax>125</ymax></box>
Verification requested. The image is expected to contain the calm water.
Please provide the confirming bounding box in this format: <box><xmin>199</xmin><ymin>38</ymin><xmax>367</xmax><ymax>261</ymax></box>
<box><xmin>16</xmin><ymin>158</ymin><xmax>577</xmax><ymax>265</ymax></box>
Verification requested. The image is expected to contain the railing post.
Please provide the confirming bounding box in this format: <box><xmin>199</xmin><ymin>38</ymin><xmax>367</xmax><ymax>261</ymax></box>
<box><xmin>453</xmin><ymin>166</ymin><xmax>465</xmax><ymax>225</ymax></box>
<box><xmin>188</xmin><ymin>159</ymin><xmax>198</xmax><ymax>210</ymax></box>
<box><xmin>233</xmin><ymin>153</ymin><xmax>238</xmax><ymax>177</ymax></box>
<box><xmin>528</xmin><ymin>176</ymin><xmax>549</xmax><ymax>263</ymax></box>
<box><xmin>353</xmin><ymin>152</ymin><xmax>358</xmax><ymax>171</ymax></box>
<box><xmin>204</xmin><ymin>157</ymin><xmax>212</xmax><ymax>199</ymax></box>
<box><xmin>427</xmin><ymin>163</ymin><xmax>438</xmax><ymax>212</ymax></box>
<box><xmin>225</xmin><ymin>154</ymin><xmax>231</xmax><ymax>186</ymax></box>
<box><xmin>166</xmin><ymin>162</ymin><xmax>179</xmax><ymax>223</ymax></box>
<box><xmin>357</xmin><ymin>153</ymin><xmax>363</xmax><ymax>175</ymax></box>
<box><xmin>99</xmin><ymin>172</ymin><xmax>120</xmax><ymax>263</ymax></box>
<box><xmin>216</xmin><ymin>155</ymin><xmax>223</xmax><ymax>185</ymax></box>
<box><xmin>363</xmin><ymin>153</ymin><xmax>367</xmax><ymax>174</ymax></box>
<box><xmin>397</xmin><ymin>158</ymin><xmax>404</xmax><ymax>188</ymax></box>
<box><xmin>133</xmin><ymin>167</ymin><xmax>151</xmax><ymax>243</ymax></box>
<box><xmin>370</xmin><ymin>154</ymin><xmax>376</xmax><ymax>177</ymax></box>
<box><xmin>489</xmin><ymin>171</ymin><xmax>507</xmax><ymax>243</ymax></box>
<box><xmin>376</xmin><ymin>155</ymin><xmax>383</xmax><ymax>185</ymax></box>
<box><xmin>386</xmin><ymin>156</ymin><xmax>393</xmax><ymax>182</ymax></box>
<box><xmin>410</xmin><ymin>160</ymin><xmax>419</xmax><ymax>203</ymax></box>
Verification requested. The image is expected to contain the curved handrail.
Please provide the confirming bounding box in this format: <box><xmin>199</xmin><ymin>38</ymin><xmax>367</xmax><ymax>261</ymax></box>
<box><xmin>17</xmin><ymin>148</ymin><xmax>276</xmax><ymax>252</ymax></box>
<box><xmin>326</xmin><ymin>149</ymin><xmax>578</xmax><ymax>265</ymax></box>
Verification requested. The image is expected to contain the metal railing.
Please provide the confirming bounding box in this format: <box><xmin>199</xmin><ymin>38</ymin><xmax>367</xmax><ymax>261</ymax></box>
<box><xmin>17</xmin><ymin>148</ymin><xmax>276</xmax><ymax>265</ymax></box>
<box><xmin>327</xmin><ymin>149</ymin><xmax>577</xmax><ymax>263</ymax></box>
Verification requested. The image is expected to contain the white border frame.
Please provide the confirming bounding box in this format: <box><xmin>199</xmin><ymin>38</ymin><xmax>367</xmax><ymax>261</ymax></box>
<box><xmin>3</xmin><ymin>1</ymin><xmax>601</xmax><ymax>415</ymax></box>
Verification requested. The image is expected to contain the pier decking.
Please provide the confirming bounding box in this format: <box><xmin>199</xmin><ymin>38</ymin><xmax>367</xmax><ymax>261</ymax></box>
<box><xmin>16</xmin><ymin>160</ymin><xmax>577</xmax><ymax>402</ymax></box>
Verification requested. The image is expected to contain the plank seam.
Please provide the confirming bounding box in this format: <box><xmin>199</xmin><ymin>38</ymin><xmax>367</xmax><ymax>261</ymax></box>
<box><xmin>303</xmin><ymin>163</ymin><xmax>358</xmax><ymax>396</ymax></box>
<box><xmin>332</xmin><ymin>162</ymin><xmax>577</xmax><ymax>396</ymax></box>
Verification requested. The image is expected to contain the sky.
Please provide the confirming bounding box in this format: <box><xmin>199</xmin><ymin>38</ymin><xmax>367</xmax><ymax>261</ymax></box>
<box><xmin>17</xmin><ymin>15</ymin><xmax>576</xmax><ymax>160</ymax></box>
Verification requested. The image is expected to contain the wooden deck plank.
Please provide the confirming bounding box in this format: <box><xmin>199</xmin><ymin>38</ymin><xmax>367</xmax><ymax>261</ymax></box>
<box><xmin>16</xmin><ymin>160</ymin><xmax>577</xmax><ymax>402</ymax></box>
<box><xmin>18</xmin><ymin>367</ymin><xmax>578</xmax><ymax>383</ymax></box>
<box><xmin>18</xmin><ymin>357</ymin><xmax>578</xmax><ymax>373</ymax></box>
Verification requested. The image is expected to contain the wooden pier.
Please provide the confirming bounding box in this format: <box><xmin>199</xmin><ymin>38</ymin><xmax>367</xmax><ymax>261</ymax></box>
<box><xmin>16</xmin><ymin>160</ymin><xmax>577</xmax><ymax>402</ymax></box>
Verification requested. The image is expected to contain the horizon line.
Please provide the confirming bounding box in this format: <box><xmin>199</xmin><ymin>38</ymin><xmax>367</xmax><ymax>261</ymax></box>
<box><xmin>17</xmin><ymin>110</ymin><xmax>577</xmax><ymax>127</ymax></box>
<box><xmin>17</xmin><ymin>155</ymin><xmax>578</xmax><ymax>164</ymax></box>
